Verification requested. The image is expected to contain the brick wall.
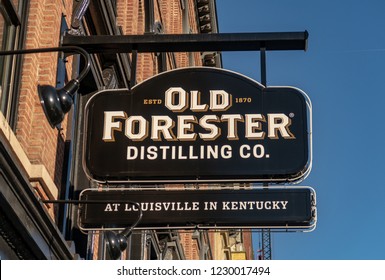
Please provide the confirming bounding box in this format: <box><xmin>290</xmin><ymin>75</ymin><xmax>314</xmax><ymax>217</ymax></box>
<box><xmin>15</xmin><ymin>0</ymin><xmax>74</xmax><ymax>213</ymax></box>
<box><xmin>116</xmin><ymin>0</ymin><xmax>202</xmax><ymax>83</ymax></box>
<box><xmin>180</xmin><ymin>231</ymin><xmax>199</xmax><ymax>259</ymax></box>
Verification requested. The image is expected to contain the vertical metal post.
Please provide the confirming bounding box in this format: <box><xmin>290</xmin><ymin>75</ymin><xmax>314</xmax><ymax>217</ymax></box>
<box><xmin>98</xmin><ymin>231</ymin><xmax>105</xmax><ymax>259</ymax></box>
<box><xmin>126</xmin><ymin>234</ymin><xmax>132</xmax><ymax>259</ymax></box>
<box><xmin>260</xmin><ymin>47</ymin><xmax>267</xmax><ymax>86</ymax></box>
<box><xmin>141</xmin><ymin>230</ymin><xmax>148</xmax><ymax>259</ymax></box>
<box><xmin>86</xmin><ymin>231</ymin><xmax>95</xmax><ymax>260</ymax></box>
<box><xmin>261</xmin><ymin>229</ymin><xmax>272</xmax><ymax>260</ymax></box>
<box><xmin>128</xmin><ymin>49</ymin><xmax>138</xmax><ymax>260</ymax></box>
<box><xmin>260</xmin><ymin>47</ymin><xmax>272</xmax><ymax>260</ymax></box>
<box><xmin>144</xmin><ymin>0</ymin><xmax>155</xmax><ymax>34</ymax></box>
<box><xmin>130</xmin><ymin>49</ymin><xmax>137</xmax><ymax>87</ymax></box>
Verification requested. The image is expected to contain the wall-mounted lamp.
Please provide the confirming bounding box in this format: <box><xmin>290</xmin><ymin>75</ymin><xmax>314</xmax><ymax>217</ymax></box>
<box><xmin>105</xmin><ymin>202</ymin><xmax>143</xmax><ymax>260</ymax></box>
<box><xmin>41</xmin><ymin>199</ymin><xmax>142</xmax><ymax>260</ymax></box>
<box><xmin>0</xmin><ymin>46</ymin><xmax>90</xmax><ymax>128</ymax></box>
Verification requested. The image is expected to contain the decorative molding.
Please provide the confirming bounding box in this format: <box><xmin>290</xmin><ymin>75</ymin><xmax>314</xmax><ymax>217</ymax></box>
<box><xmin>0</xmin><ymin>112</ymin><xmax>58</xmax><ymax>199</ymax></box>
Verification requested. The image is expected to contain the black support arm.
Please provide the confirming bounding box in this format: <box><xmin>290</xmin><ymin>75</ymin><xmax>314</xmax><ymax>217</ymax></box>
<box><xmin>62</xmin><ymin>31</ymin><xmax>308</xmax><ymax>53</ymax></box>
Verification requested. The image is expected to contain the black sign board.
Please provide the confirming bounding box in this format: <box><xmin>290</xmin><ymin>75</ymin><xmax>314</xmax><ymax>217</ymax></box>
<box><xmin>84</xmin><ymin>67</ymin><xmax>311</xmax><ymax>183</ymax></box>
<box><xmin>78</xmin><ymin>187</ymin><xmax>316</xmax><ymax>230</ymax></box>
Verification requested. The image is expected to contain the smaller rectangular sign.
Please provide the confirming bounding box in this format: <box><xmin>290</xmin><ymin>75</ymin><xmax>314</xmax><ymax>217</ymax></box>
<box><xmin>78</xmin><ymin>187</ymin><xmax>316</xmax><ymax>231</ymax></box>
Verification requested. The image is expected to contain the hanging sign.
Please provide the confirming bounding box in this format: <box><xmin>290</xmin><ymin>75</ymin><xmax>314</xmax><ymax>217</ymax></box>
<box><xmin>84</xmin><ymin>67</ymin><xmax>312</xmax><ymax>183</ymax></box>
<box><xmin>78</xmin><ymin>187</ymin><xmax>317</xmax><ymax>230</ymax></box>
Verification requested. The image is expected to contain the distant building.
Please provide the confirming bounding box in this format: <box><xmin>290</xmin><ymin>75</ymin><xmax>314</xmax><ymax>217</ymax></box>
<box><xmin>0</xmin><ymin>0</ymin><xmax>252</xmax><ymax>259</ymax></box>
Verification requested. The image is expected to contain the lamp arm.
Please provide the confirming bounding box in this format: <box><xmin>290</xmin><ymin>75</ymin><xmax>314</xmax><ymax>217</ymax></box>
<box><xmin>41</xmin><ymin>198</ymin><xmax>143</xmax><ymax>259</ymax></box>
<box><xmin>121</xmin><ymin>201</ymin><xmax>143</xmax><ymax>237</ymax></box>
<box><xmin>41</xmin><ymin>199</ymin><xmax>143</xmax><ymax>234</ymax></box>
<box><xmin>105</xmin><ymin>201</ymin><xmax>143</xmax><ymax>259</ymax></box>
<box><xmin>0</xmin><ymin>46</ymin><xmax>91</xmax><ymax>82</ymax></box>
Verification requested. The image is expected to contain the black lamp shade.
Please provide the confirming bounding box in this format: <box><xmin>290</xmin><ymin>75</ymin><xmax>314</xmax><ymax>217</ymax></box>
<box><xmin>105</xmin><ymin>231</ymin><xmax>129</xmax><ymax>260</ymax></box>
<box><xmin>38</xmin><ymin>79</ymin><xmax>79</xmax><ymax>128</ymax></box>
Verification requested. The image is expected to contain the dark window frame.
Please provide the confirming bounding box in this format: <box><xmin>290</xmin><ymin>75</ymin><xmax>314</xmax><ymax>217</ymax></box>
<box><xmin>0</xmin><ymin>0</ymin><xmax>29</xmax><ymax>130</ymax></box>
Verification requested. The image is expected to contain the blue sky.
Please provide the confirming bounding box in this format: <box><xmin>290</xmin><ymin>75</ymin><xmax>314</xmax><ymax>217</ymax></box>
<box><xmin>217</xmin><ymin>0</ymin><xmax>385</xmax><ymax>260</ymax></box>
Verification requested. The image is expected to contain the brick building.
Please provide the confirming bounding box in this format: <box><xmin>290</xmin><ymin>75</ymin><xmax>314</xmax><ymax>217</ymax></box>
<box><xmin>0</xmin><ymin>0</ymin><xmax>253</xmax><ymax>259</ymax></box>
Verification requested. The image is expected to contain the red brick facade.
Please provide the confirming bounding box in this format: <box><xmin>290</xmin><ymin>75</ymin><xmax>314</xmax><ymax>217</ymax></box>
<box><xmin>117</xmin><ymin>0</ymin><xmax>202</xmax><ymax>83</ymax></box>
<box><xmin>16</xmin><ymin>0</ymin><xmax>74</xmax><ymax>191</ymax></box>
<box><xmin>2</xmin><ymin>0</ymin><xmax>253</xmax><ymax>259</ymax></box>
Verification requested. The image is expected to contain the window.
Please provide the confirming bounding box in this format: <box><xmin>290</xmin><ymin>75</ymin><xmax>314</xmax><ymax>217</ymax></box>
<box><xmin>0</xmin><ymin>0</ymin><xmax>28</xmax><ymax>129</ymax></box>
